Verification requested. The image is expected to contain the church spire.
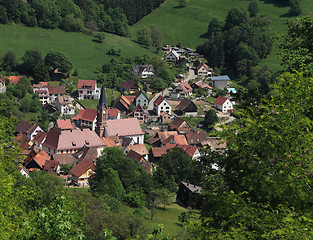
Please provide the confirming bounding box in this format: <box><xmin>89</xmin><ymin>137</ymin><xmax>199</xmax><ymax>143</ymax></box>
<box><xmin>98</xmin><ymin>83</ymin><xmax>108</xmax><ymax>110</ymax></box>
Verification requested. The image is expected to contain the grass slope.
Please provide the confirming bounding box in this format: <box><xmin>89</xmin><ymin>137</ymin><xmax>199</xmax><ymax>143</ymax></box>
<box><xmin>0</xmin><ymin>24</ymin><xmax>159</xmax><ymax>80</ymax></box>
<box><xmin>133</xmin><ymin>0</ymin><xmax>313</xmax><ymax>73</ymax></box>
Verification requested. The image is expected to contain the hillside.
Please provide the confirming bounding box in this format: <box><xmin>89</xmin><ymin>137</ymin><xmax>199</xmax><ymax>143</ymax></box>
<box><xmin>133</xmin><ymin>0</ymin><xmax>313</xmax><ymax>73</ymax></box>
<box><xmin>0</xmin><ymin>24</ymin><xmax>159</xmax><ymax>80</ymax></box>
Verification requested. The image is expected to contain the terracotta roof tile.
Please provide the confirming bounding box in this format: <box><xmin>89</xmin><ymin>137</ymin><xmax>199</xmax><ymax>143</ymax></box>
<box><xmin>33</xmin><ymin>131</ymin><xmax>47</xmax><ymax>144</ymax></box>
<box><xmin>106</xmin><ymin>118</ymin><xmax>144</xmax><ymax>137</ymax></box>
<box><xmin>127</xmin><ymin>144</ymin><xmax>148</xmax><ymax>155</ymax></box>
<box><xmin>70</xmin><ymin>158</ymin><xmax>95</xmax><ymax>177</ymax></box>
<box><xmin>108</xmin><ymin>107</ymin><xmax>120</xmax><ymax>117</ymax></box>
<box><xmin>179</xmin><ymin>82</ymin><xmax>193</xmax><ymax>93</ymax></box>
<box><xmin>16</xmin><ymin>120</ymin><xmax>32</xmax><ymax>134</ymax></box>
<box><xmin>10</xmin><ymin>76</ymin><xmax>22</xmax><ymax>85</ymax></box>
<box><xmin>44</xmin><ymin>160</ymin><xmax>59</xmax><ymax>172</ymax></box>
<box><xmin>154</xmin><ymin>95</ymin><xmax>164</xmax><ymax>106</ymax></box>
<box><xmin>101</xmin><ymin>136</ymin><xmax>121</xmax><ymax>147</ymax></box>
<box><xmin>121</xmin><ymin>80</ymin><xmax>139</xmax><ymax>91</ymax></box>
<box><xmin>47</xmin><ymin>85</ymin><xmax>65</xmax><ymax>95</ymax></box>
<box><xmin>57</xmin><ymin>119</ymin><xmax>73</xmax><ymax>130</ymax></box>
<box><xmin>77</xmin><ymin>79</ymin><xmax>97</xmax><ymax>90</ymax></box>
<box><xmin>52</xmin><ymin>154</ymin><xmax>77</xmax><ymax>165</ymax></box>
<box><xmin>169</xmin><ymin>117</ymin><xmax>190</xmax><ymax>131</ymax></box>
<box><xmin>214</xmin><ymin>96</ymin><xmax>228</xmax><ymax>105</ymax></box>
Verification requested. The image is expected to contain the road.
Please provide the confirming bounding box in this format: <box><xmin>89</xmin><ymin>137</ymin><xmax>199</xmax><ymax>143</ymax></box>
<box><xmin>215</xmin><ymin>115</ymin><xmax>235</xmax><ymax>131</ymax></box>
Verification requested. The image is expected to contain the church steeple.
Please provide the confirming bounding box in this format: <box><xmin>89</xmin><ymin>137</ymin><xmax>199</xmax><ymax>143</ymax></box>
<box><xmin>96</xmin><ymin>84</ymin><xmax>108</xmax><ymax>137</ymax></box>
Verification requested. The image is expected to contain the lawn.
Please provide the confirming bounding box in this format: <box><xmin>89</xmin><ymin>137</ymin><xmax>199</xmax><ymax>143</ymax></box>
<box><xmin>142</xmin><ymin>203</ymin><xmax>190</xmax><ymax>236</ymax></box>
<box><xmin>133</xmin><ymin>0</ymin><xmax>313</xmax><ymax>72</ymax></box>
<box><xmin>0</xmin><ymin>24</ymin><xmax>160</xmax><ymax>80</ymax></box>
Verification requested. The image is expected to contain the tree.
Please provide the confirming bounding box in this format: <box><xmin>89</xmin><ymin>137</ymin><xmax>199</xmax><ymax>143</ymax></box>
<box><xmin>277</xmin><ymin>16</ymin><xmax>313</xmax><ymax>74</ymax></box>
<box><xmin>207</xmin><ymin>18</ymin><xmax>222</xmax><ymax>36</ymax></box>
<box><xmin>2</xmin><ymin>50</ymin><xmax>18</xmax><ymax>72</ymax></box>
<box><xmin>94</xmin><ymin>33</ymin><xmax>106</xmax><ymax>43</ymax></box>
<box><xmin>224</xmin><ymin>7</ymin><xmax>248</xmax><ymax>30</ymax></box>
<box><xmin>289</xmin><ymin>0</ymin><xmax>301</xmax><ymax>16</ymax></box>
<box><xmin>150</xmin><ymin>25</ymin><xmax>163</xmax><ymax>47</ymax></box>
<box><xmin>158</xmin><ymin>148</ymin><xmax>194</xmax><ymax>184</ymax></box>
<box><xmin>137</xmin><ymin>26</ymin><xmax>152</xmax><ymax>47</ymax></box>
<box><xmin>178</xmin><ymin>0</ymin><xmax>188</xmax><ymax>7</ymax></box>
<box><xmin>44</xmin><ymin>52</ymin><xmax>73</xmax><ymax>74</ymax></box>
<box><xmin>248</xmin><ymin>0</ymin><xmax>259</xmax><ymax>17</ymax></box>
<box><xmin>203</xmin><ymin>109</ymin><xmax>218</xmax><ymax>128</ymax></box>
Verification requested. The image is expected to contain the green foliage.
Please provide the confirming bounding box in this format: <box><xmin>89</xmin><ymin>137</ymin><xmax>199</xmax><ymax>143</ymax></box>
<box><xmin>178</xmin><ymin>0</ymin><xmax>189</xmax><ymax>7</ymax></box>
<box><xmin>44</xmin><ymin>51</ymin><xmax>73</xmax><ymax>74</ymax></box>
<box><xmin>94</xmin><ymin>33</ymin><xmax>106</xmax><ymax>43</ymax></box>
<box><xmin>248</xmin><ymin>0</ymin><xmax>259</xmax><ymax>17</ymax></box>
<box><xmin>137</xmin><ymin>25</ymin><xmax>153</xmax><ymax>47</ymax></box>
<box><xmin>2</xmin><ymin>50</ymin><xmax>18</xmax><ymax>72</ymax></box>
<box><xmin>203</xmin><ymin>109</ymin><xmax>218</xmax><ymax>128</ymax></box>
<box><xmin>289</xmin><ymin>0</ymin><xmax>301</xmax><ymax>16</ymax></box>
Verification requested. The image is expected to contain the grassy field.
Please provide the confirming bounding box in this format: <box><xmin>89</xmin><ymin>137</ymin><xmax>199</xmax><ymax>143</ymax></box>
<box><xmin>77</xmin><ymin>89</ymin><xmax>120</xmax><ymax>109</ymax></box>
<box><xmin>143</xmin><ymin>203</ymin><xmax>189</xmax><ymax>236</ymax></box>
<box><xmin>133</xmin><ymin>0</ymin><xmax>313</xmax><ymax>73</ymax></box>
<box><xmin>0</xmin><ymin>24</ymin><xmax>160</xmax><ymax>80</ymax></box>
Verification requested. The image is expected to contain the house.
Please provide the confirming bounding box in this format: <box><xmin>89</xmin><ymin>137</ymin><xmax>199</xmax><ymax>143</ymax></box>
<box><xmin>15</xmin><ymin>133</ymin><xmax>32</xmax><ymax>155</ymax></box>
<box><xmin>168</xmin><ymin>117</ymin><xmax>191</xmax><ymax>134</ymax></box>
<box><xmin>107</xmin><ymin>107</ymin><xmax>121</xmax><ymax>120</ymax></box>
<box><xmin>131</xmin><ymin>65</ymin><xmax>154</xmax><ymax>78</ymax></box>
<box><xmin>0</xmin><ymin>79</ymin><xmax>6</xmax><ymax>94</ymax></box>
<box><xmin>171</xmin><ymin>82</ymin><xmax>193</xmax><ymax>99</ymax></box>
<box><xmin>214</xmin><ymin>96</ymin><xmax>233</xmax><ymax>113</ymax></box>
<box><xmin>47</xmin><ymin>85</ymin><xmax>66</xmax><ymax>102</ymax></box>
<box><xmin>176</xmin><ymin>144</ymin><xmax>201</xmax><ymax>160</ymax></box>
<box><xmin>17</xmin><ymin>165</ymin><xmax>30</xmax><ymax>178</ymax></box>
<box><xmin>120</xmin><ymin>80</ymin><xmax>140</xmax><ymax>94</ymax></box>
<box><xmin>43</xmin><ymin>160</ymin><xmax>60</xmax><ymax>174</ymax></box>
<box><xmin>25</xmin><ymin>149</ymin><xmax>51</xmax><ymax>171</ymax></box>
<box><xmin>185</xmin><ymin>130</ymin><xmax>209</xmax><ymax>147</ymax></box>
<box><xmin>210</xmin><ymin>75</ymin><xmax>230</xmax><ymax>90</ymax></box>
<box><xmin>160</xmin><ymin>111</ymin><xmax>171</xmax><ymax>124</ymax></box>
<box><xmin>191</xmin><ymin>81</ymin><xmax>212</xmax><ymax>91</ymax></box>
<box><xmin>104</xmin><ymin>118</ymin><xmax>145</xmax><ymax>144</ymax></box>
<box><xmin>43</xmin><ymin>103</ymin><xmax>57</xmax><ymax>113</ymax></box>
<box><xmin>207</xmin><ymin>137</ymin><xmax>227</xmax><ymax>152</ymax></box>
<box><xmin>153</xmin><ymin>95</ymin><xmax>171</xmax><ymax>116</ymax></box>
<box><xmin>52</xmin><ymin>153</ymin><xmax>77</xmax><ymax>166</ymax></box>
<box><xmin>15</xmin><ymin>120</ymin><xmax>43</xmax><ymax>141</ymax></box>
<box><xmin>176</xmin><ymin>98</ymin><xmax>198</xmax><ymax>117</ymax></box>
<box><xmin>128</xmin><ymin>104</ymin><xmax>147</xmax><ymax>124</ymax></box>
<box><xmin>134</xmin><ymin>91</ymin><xmax>149</xmax><ymax>108</ymax></box>
<box><xmin>112</xmin><ymin>95</ymin><xmax>132</xmax><ymax>113</ymax></box>
<box><xmin>73</xmin><ymin>108</ymin><xmax>97</xmax><ymax>131</ymax></box>
<box><xmin>42</xmin><ymin>127</ymin><xmax>105</xmax><ymax>156</ymax></box>
<box><xmin>32</xmin><ymin>130</ymin><xmax>47</xmax><ymax>148</ymax></box>
<box><xmin>56</xmin><ymin>119</ymin><xmax>74</xmax><ymax>130</ymax></box>
<box><xmin>163</xmin><ymin>50</ymin><xmax>180</xmax><ymax>62</ymax></box>
<box><xmin>146</xmin><ymin>131</ymin><xmax>178</xmax><ymax>147</ymax></box>
<box><xmin>55</xmin><ymin>95</ymin><xmax>75</xmax><ymax>116</ymax></box>
<box><xmin>149</xmin><ymin>146</ymin><xmax>172</xmax><ymax>162</ymax></box>
<box><xmin>33</xmin><ymin>86</ymin><xmax>50</xmax><ymax>104</ymax></box>
<box><xmin>162</xmin><ymin>135</ymin><xmax>188</xmax><ymax>146</ymax></box>
<box><xmin>70</xmin><ymin>158</ymin><xmax>95</xmax><ymax>186</ymax></box>
<box><xmin>124</xmin><ymin>144</ymin><xmax>149</xmax><ymax>160</ymax></box>
<box><xmin>176</xmin><ymin>181</ymin><xmax>203</xmax><ymax>209</ymax></box>
<box><xmin>196</xmin><ymin>62</ymin><xmax>213</xmax><ymax>77</ymax></box>
<box><xmin>9</xmin><ymin>76</ymin><xmax>22</xmax><ymax>85</ymax></box>
<box><xmin>126</xmin><ymin>149</ymin><xmax>145</xmax><ymax>162</ymax></box>
<box><xmin>101</xmin><ymin>136</ymin><xmax>122</xmax><ymax>148</ymax></box>
<box><xmin>77</xmin><ymin>79</ymin><xmax>100</xmax><ymax>100</ymax></box>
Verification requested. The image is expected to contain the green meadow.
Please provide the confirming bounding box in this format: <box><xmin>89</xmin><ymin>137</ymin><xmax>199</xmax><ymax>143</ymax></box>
<box><xmin>0</xmin><ymin>24</ymin><xmax>159</xmax><ymax>80</ymax></box>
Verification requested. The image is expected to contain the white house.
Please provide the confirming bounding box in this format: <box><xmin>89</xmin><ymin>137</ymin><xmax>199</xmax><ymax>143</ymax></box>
<box><xmin>131</xmin><ymin>65</ymin><xmax>154</xmax><ymax>78</ymax></box>
<box><xmin>197</xmin><ymin>62</ymin><xmax>213</xmax><ymax>77</ymax></box>
<box><xmin>77</xmin><ymin>79</ymin><xmax>100</xmax><ymax>100</ymax></box>
<box><xmin>163</xmin><ymin>50</ymin><xmax>180</xmax><ymax>62</ymax></box>
<box><xmin>171</xmin><ymin>82</ymin><xmax>193</xmax><ymax>99</ymax></box>
<box><xmin>153</xmin><ymin>95</ymin><xmax>172</xmax><ymax>116</ymax></box>
<box><xmin>214</xmin><ymin>96</ymin><xmax>233</xmax><ymax>113</ymax></box>
<box><xmin>211</xmin><ymin>75</ymin><xmax>230</xmax><ymax>90</ymax></box>
<box><xmin>55</xmin><ymin>95</ymin><xmax>75</xmax><ymax>116</ymax></box>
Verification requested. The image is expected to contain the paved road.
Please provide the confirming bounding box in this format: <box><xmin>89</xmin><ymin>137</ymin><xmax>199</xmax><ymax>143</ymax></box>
<box><xmin>215</xmin><ymin>115</ymin><xmax>235</xmax><ymax>131</ymax></box>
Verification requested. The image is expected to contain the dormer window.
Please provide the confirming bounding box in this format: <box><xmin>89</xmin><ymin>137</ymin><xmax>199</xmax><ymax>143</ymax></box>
<box><xmin>85</xmin><ymin>140</ymin><xmax>90</xmax><ymax>145</ymax></box>
<box><xmin>72</xmin><ymin>141</ymin><xmax>76</xmax><ymax>146</ymax></box>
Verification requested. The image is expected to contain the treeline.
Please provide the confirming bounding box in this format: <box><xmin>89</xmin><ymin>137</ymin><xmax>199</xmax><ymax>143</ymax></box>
<box><xmin>0</xmin><ymin>0</ymin><xmax>163</xmax><ymax>36</ymax></box>
<box><xmin>197</xmin><ymin>5</ymin><xmax>272</xmax><ymax>78</ymax></box>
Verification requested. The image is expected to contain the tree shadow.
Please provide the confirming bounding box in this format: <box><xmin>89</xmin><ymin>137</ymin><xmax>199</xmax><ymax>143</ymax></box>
<box><xmin>280</xmin><ymin>12</ymin><xmax>294</xmax><ymax>18</ymax></box>
<box><xmin>200</xmin><ymin>32</ymin><xmax>209</xmax><ymax>39</ymax></box>
<box><xmin>262</xmin><ymin>0</ymin><xmax>290</xmax><ymax>8</ymax></box>
<box><xmin>173</xmin><ymin>6</ymin><xmax>186</xmax><ymax>9</ymax></box>
<box><xmin>130</xmin><ymin>39</ymin><xmax>150</xmax><ymax>49</ymax></box>
<box><xmin>92</xmin><ymin>39</ymin><xmax>103</xmax><ymax>43</ymax></box>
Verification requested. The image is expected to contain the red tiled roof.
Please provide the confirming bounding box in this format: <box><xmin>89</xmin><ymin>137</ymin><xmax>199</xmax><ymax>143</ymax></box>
<box><xmin>126</xmin><ymin>149</ymin><xmax>143</xmax><ymax>160</ymax></box>
<box><xmin>176</xmin><ymin>145</ymin><xmax>198</xmax><ymax>158</ymax></box>
<box><xmin>179</xmin><ymin>81</ymin><xmax>193</xmax><ymax>93</ymax></box>
<box><xmin>52</xmin><ymin>154</ymin><xmax>77</xmax><ymax>165</ymax></box>
<box><xmin>47</xmin><ymin>85</ymin><xmax>65</xmax><ymax>95</ymax></box>
<box><xmin>121</xmin><ymin>80</ymin><xmax>139</xmax><ymax>91</ymax></box>
<box><xmin>128</xmin><ymin>104</ymin><xmax>143</xmax><ymax>116</ymax></box>
<box><xmin>81</xmin><ymin>108</ymin><xmax>97</xmax><ymax>122</ymax></box>
<box><xmin>156</xmin><ymin>131</ymin><xmax>178</xmax><ymax>141</ymax></box>
<box><xmin>73</xmin><ymin>109</ymin><xmax>85</xmax><ymax>121</ymax></box>
<box><xmin>214</xmin><ymin>96</ymin><xmax>228</xmax><ymax>105</ymax></box>
<box><xmin>15</xmin><ymin>133</ymin><xmax>31</xmax><ymax>150</ymax></box>
<box><xmin>39</xmin><ymin>81</ymin><xmax>49</xmax><ymax>86</ymax></box>
<box><xmin>33</xmin><ymin>131</ymin><xmax>47</xmax><ymax>144</ymax></box>
<box><xmin>113</xmin><ymin>95</ymin><xmax>131</xmax><ymax>110</ymax></box>
<box><xmin>106</xmin><ymin>118</ymin><xmax>144</xmax><ymax>137</ymax></box>
<box><xmin>70</xmin><ymin>158</ymin><xmax>95</xmax><ymax>177</ymax></box>
<box><xmin>108</xmin><ymin>107</ymin><xmax>120</xmax><ymax>117</ymax></box>
<box><xmin>16</xmin><ymin>120</ymin><xmax>32</xmax><ymax>134</ymax></box>
<box><xmin>151</xmin><ymin>147</ymin><xmax>169</xmax><ymax>158</ymax></box>
<box><xmin>197</xmin><ymin>62</ymin><xmax>209</xmax><ymax>71</ymax></box>
<box><xmin>77</xmin><ymin>79</ymin><xmax>97</xmax><ymax>90</ymax></box>
<box><xmin>196</xmin><ymin>81</ymin><xmax>211</xmax><ymax>89</ymax></box>
<box><xmin>124</xmin><ymin>95</ymin><xmax>136</xmax><ymax>103</ymax></box>
<box><xmin>127</xmin><ymin>144</ymin><xmax>148</xmax><ymax>155</ymax></box>
<box><xmin>44</xmin><ymin>160</ymin><xmax>59</xmax><ymax>172</ymax></box>
<box><xmin>10</xmin><ymin>76</ymin><xmax>22</xmax><ymax>85</ymax></box>
<box><xmin>101</xmin><ymin>136</ymin><xmax>121</xmax><ymax>147</ymax></box>
<box><xmin>163</xmin><ymin>135</ymin><xmax>188</xmax><ymax>145</ymax></box>
<box><xmin>154</xmin><ymin>95</ymin><xmax>165</xmax><ymax>106</ymax></box>
<box><xmin>185</xmin><ymin>131</ymin><xmax>208</xmax><ymax>145</ymax></box>
<box><xmin>57</xmin><ymin>119</ymin><xmax>73</xmax><ymax>130</ymax></box>
<box><xmin>169</xmin><ymin>117</ymin><xmax>190</xmax><ymax>131</ymax></box>
<box><xmin>145</xmin><ymin>137</ymin><xmax>160</xmax><ymax>145</ymax></box>
<box><xmin>160</xmin><ymin>111</ymin><xmax>167</xmax><ymax>116</ymax></box>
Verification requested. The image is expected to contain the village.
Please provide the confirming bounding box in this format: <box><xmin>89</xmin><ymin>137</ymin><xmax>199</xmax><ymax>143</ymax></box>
<box><xmin>10</xmin><ymin>46</ymin><xmax>236</xmax><ymax>207</ymax></box>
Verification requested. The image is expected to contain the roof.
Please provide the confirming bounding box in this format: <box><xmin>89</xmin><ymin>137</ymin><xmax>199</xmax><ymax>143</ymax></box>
<box><xmin>78</xmin><ymin>79</ymin><xmax>97</xmax><ymax>90</ymax></box>
<box><xmin>197</xmin><ymin>62</ymin><xmax>209</xmax><ymax>71</ymax></box>
<box><xmin>176</xmin><ymin>144</ymin><xmax>198</xmax><ymax>158</ymax></box>
<box><xmin>121</xmin><ymin>80</ymin><xmax>139</xmax><ymax>91</ymax></box>
<box><xmin>44</xmin><ymin>160</ymin><xmax>59</xmax><ymax>172</ymax></box>
<box><xmin>32</xmin><ymin>131</ymin><xmax>47</xmax><ymax>144</ymax></box>
<box><xmin>10</xmin><ymin>76</ymin><xmax>22</xmax><ymax>85</ymax></box>
<box><xmin>195</xmin><ymin>81</ymin><xmax>212</xmax><ymax>89</ymax></box>
<box><xmin>47</xmin><ymin>85</ymin><xmax>65</xmax><ymax>95</ymax></box>
<box><xmin>156</xmin><ymin>131</ymin><xmax>178</xmax><ymax>141</ymax></box>
<box><xmin>207</xmin><ymin>137</ymin><xmax>227</xmax><ymax>151</ymax></box>
<box><xmin>128</xmin><ymin>104</ymin><xmax>144</xmax><ymax>116</ymax></box>
<box><xmin>39</xmin><ymin>81</ymin><xmax>48</xmax><ymax>85</ymax></box>
<box><xmin>214</xmin><ymin>96</ymin><xmax>229</xmax><ymax>105</ymax></box>
<box><xmin>16</xmin><ymin>120</ymin><xmax>32</xmax><ymax>134</ymax></box>
<box><xmin>176</xmin><ymin>98</ymin><xmax>196</xmax><ymax>111</ymax></box>
<box><xmin>154</xmin><ymin>95</ymin><xmax>165</xmax><ymax>106</ymax></box>
<box><xmin>179</xmin><ymin>82</ymin><xmax>193</xmax><ymax>93</ymax></box>
<box><xmin>57</xmin><ymin>95</ymin><xmax>72</xmax><ymax>105</ymax></box>
<box><xmin>134</xmin><ymin>90</ymin><xmax>148</xmax><ymax>101</ymax></box>
<box><xmin>57</xmin><ymin>119</ymin><xmax>73</xmax><ymax>130</ymax></box>
<box><xmin>70</xmin><ymin>158</ymin><xmax>95</xmax><ymax>178</ymax></box>
<box><xmin>43</xmin><ymin>127</ymin><xmax>105</xmax><ymax>151</ymax></box>
<box><xmin>74</xmin><ymin>147</ymin><xmax>98</xmax><ymax>163</ymax></box>
<box><xmin>167</xmin><ymin>50</ymin><xmax>180</xmax><ymax>59</ymax></box>
<box><xmin>141</xmin><ymin>162</ymin><xmax>153</xmax><ymax>174</ymax></box>
<box><xmin>211</xmin><ymin>75</ymin><xmax>230</xmax><ymax>81</ymax></box>
<box><xmin>151</xmin><ymin>147</ymin><xmax>171</xmax><ymax>158</ymax></box>
<box><xmin>169</xmin><ymin>117</ymin><xmax>191</xmax><ymax>131</ymax></box>
<box><xmin>30</xmin><ymin>150</ymin><xmax>50</xmax><ymax>168</ymax></box>
<box><xmin>163</xmin><ymin>135</ymin><xmax>188</xmax><ymax>145</ymax></box>
<box><xmin>145</xmin><ymin>137</ymin><xmax>160</xmax><ymax>145</ymax></box>
<box><xmin>181</xmin><ymin>181</ymin><xmax>202</xmax><ymax>193</ymax></box>
<box><xmin>185</xmin><ymin>131</ymin><xmax>208</xmax><ymax>145</ymax></box>
<box><xmin>25</xmin><ymin>123</ymin><xmax>40</xmax><ymax>135</ymax></box>
<box><xmin>127</xmin><ymin>144</ymin><xmax>148</xmax><ymax>156</ymax></box>
<box><xmin>15</xmin><ymin>133</ymin><xmax>31</xmax><ymax>151</ymax></box>
<box><xmin>131</xmin><ymin>65</ymin><xmax>154</xmax><ymax>74</ymax></box>
<box><xmin>74</xmin><ymin>108</ymin><xmax>97</xmax><ymax>122</ymax></box>
<box><xmin>126</xmin><ymin>149</ymin><xmax>144</xmax><ymax>160</ymax></box>
<box><xmin>124</xmin><ymin>95</ymin><xmax>136</xmax><ymax>103</ymax></box>
<box><xmin>98</xmin><ymin>85</ymin><xmax>108</xmax><ymax>109</ymax></box>
<box><xmin>101</xmin><ymin>136</ymin><xmax>121</xmax><ymax>147</ymax></box>
<box><xmin>108</xmin><ymin>107</ymin><xmax>120</xmax><ymax>117</ymax></box>
<box><xmin>106</xmin><ymin>118</ymin><xmax>144</xmax><ymax>137</ymax></box>
<box><xmin>52</xmin><ymin>154</ymin><xmax>77</xmax><ymax>165</ymax></box>
<box><xmin>113</xmin><ymin>95</ymin><xmax>131</xmax><ymax>110</ymax></box>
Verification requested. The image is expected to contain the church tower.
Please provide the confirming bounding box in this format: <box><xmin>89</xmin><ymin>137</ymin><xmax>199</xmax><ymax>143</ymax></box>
<box><xmin>96</xmin><ymin>84</ymin><xmax>108</xmax><ymax>137</ymax></box>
